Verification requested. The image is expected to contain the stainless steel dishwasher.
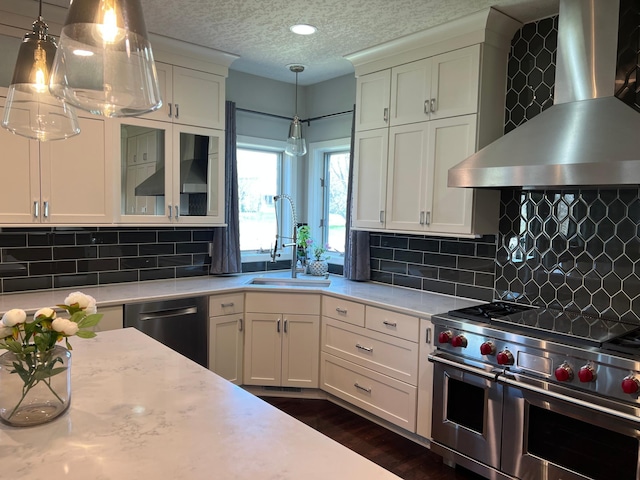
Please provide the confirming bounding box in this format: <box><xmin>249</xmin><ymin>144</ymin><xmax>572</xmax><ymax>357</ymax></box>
<box><xmin>124</xmin><ymin>296</ymin><xmax>208</xmax><ymax>367</ymax></box>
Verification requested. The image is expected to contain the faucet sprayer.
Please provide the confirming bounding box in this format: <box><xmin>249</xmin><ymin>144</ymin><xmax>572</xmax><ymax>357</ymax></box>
<box><xmin>272</xmin><ymin>194</ymin><xmax>299</xmax><ymax>278</ymax></box>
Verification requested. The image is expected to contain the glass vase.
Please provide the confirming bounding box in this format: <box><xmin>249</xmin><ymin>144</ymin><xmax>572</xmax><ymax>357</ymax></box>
<box><xmin>0</xmin><ymin>345</ymin><xmax>71</xmax><ymax>427</ymax></box>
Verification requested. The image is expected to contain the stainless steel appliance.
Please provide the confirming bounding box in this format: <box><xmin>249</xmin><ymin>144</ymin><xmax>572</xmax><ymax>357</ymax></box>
<box><xmin>429</xmin><ymin>302</ymin><xmax>640</xmax><ymax>480</ymax></box>
<box><xmin>124</xmin><ymin>297</ymin><xmax>208</xmax><ymax>367</ymax></box>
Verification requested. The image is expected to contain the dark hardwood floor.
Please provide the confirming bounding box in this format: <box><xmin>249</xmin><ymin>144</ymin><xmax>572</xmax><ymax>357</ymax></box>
<box><xmin>261</xmin><ymin>397</ymin><xmax>485</xmax><ymax>480</ymax></box>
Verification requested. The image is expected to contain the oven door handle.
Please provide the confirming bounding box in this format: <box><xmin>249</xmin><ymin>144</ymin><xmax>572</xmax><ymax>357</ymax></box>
<box><xmin>428</xmin><ymin>353</ymin><xmax>500</xmax><ymax>381</ymax></box>
<box><xmin>499</xmin><ymin>374</ymin><xmax>640</xmax><ymax>425</ymax></box>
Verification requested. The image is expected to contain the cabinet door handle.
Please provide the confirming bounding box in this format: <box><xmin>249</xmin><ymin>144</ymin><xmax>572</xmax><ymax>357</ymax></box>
<box><xmin>175</xmin><ymin>104</ymin><xmax>180</xmax><ymax>119</ymax></box>
<box><xmin>354</xmin><ymin>382</ymin><xmax>372</xmax><ymax>394</ymax></box>
<box><xmin>277</xmin><ymin>319</ymin><xmax>280</xmax><ymax>333</ymax></box>
<box><xmin>221</xmin><ymin>302</ymin><xmax>235</xmax><ymax>308</ymax></box>
<box><xmin>284</xmin><ymin>319</ymin><xmax>288</xmax><ymax>333</ymax></box>
<box><xmin>425</xmin><ymin>211</ymin><xmax>431</xmax><ymax>225</ymax></box>
<box><xmin>430</xmin><ymin>98</ymin><xmax>437</xmax><ymax>113</ymax></box>
<box><xmin>383</xmin><ymin>107</ymin><xmax>388</xmax><ymax>123</ymax></box>
<box><xmin>355</xmin><ymin>343</ymin><xmax>373</xmax><ymax>353</ymax></box>
<box><xmin>43</xmin><ymin>201</ymin><xmax>49</xmax><ymax>218</ymax></box>
<box><xmin>33</xmin><ymin>201</ymin><xmax>39</xmax><ymax>219</ymax></box>
<box><xmin>174</xmin><ymin>205</ymin><xmax>179</xmax><ymax>220</ymax></box>
<box><xmin>424</xmin><ymin>100</ymin><xmax>429</xmax><ymax>115</ymax></box>
<box><xmin>335</xmin><ymin>307</ymin><xmax>348</xmax><ymax>315</ymax></box>
<box><xmin>168</xmin><ymin>205</ymin><xmax>172</xmax><ymax>219</ymax></box>
<box><xmin>379</xmin><ymin>210</ymin><xmax>385</xmax><ymax>224</ymax></box>
<box><xmin>383</xmin><ymin>320</ymin><xmax>397</xmax><ymax>327</ymax></box>
<box><xmin>419</xmin><ymin>211</ymin><xmax>425</xmax><ymax>225</ymax></box>
<box><xmin>238</xmin><ymin>318</ymin><xmax>243</xmax><ymax>332</ymax></box>
<box><xmin>168</xmin><ymin>103</ymin><xmax>173</xmax><ymax>118</ymax></box>
<box><xmin>426</xmin><ymin>327</ymin><xmax>432</xmax><ymax>344</ymax></box>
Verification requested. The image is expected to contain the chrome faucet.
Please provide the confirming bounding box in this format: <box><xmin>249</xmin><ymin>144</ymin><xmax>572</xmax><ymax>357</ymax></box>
<box><xmin>272</xmin><ymin>194</ymin><xmax>298</xmax><ymax>278</ymax></box>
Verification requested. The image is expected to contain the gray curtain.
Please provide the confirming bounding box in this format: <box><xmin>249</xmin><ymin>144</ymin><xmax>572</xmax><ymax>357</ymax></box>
<box><xmin>343</xmin><ymin>104</ymin><xmax>370</xmax><ymax>281</ymax></box>
<box><xmin>210</xmin><ymin>101</ymin><xmax>241</xmax><ymax>274</ymax></box>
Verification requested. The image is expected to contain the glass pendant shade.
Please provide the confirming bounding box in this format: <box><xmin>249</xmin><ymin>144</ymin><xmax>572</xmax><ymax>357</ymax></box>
<box><xmin>1</xmin><ymin>18</ymin><xmax>80</xmax><ymax>141</ymax></box>
<box><xmin>284</xmin><ymin>65</ymin><xmax>306</xmax><ymax>157</ymax></box>
<box><xmin>285</xmin><ymin>115</ymin><xmax>307</xmax><ymax>156</ymax></box>
<box><xmin>49</xmin><ymin>0</ymin><xmax>161</xmax><ymax>118</ymax></box>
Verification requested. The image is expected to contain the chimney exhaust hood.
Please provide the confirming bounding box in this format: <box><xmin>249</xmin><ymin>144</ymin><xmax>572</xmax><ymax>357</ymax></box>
<box><xmin>448</xmin><ymin>0</ymin><xmax>640</xmax><ymax>190</ymax></box>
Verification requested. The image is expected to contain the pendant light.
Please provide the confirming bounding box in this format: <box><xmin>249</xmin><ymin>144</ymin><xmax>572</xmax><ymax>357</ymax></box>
<box><xmin>285</xmin><ymin>65</ymin><xmax>307</xmax><ymax>157</ymax></box>
<box><xmin>1</xmin><ymin>1</ymin><xmax>80</xmax><ymax>141</ymax></box>
<box><xmin>49</xmin><ymin>0</ymin><xmax>161</xmax><ymax>118</ymax></box>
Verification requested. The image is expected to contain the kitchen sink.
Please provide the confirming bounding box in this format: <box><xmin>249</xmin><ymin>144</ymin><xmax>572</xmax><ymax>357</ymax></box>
<box><xmin>247</xmin><ymin>277</ymin><xmax>331</xmax><ymax>287</ymax></box>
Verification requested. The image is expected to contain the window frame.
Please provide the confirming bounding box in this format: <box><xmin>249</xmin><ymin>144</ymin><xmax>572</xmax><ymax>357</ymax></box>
<box><xmin>237</xmin><ymin>135</ymin><xmax>298</xmax><ymax>263</ymax></box>
<box><xmin>306</xmin><ymin>138</ymin><xmax>351</xmax><ymax>266</ymax></box>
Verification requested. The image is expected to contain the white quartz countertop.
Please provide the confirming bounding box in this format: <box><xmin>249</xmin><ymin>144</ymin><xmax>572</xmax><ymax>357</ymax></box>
<box><xmin>0</xmin><ymin>328</ymin><xmax>404</xmax><ymax>479</ymax></box>
<box><xmin>0</xmin><ymin>271</ymin><xmax>481</xmax><ymax>319</ymax></box>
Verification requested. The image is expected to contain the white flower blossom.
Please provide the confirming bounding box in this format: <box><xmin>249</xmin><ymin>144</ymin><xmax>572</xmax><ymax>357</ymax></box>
<box><xmin>34</xmin><ymin>307</ymin><xmax>57</xmax><ymax>320</ymax></box>
<box><xmin>64</xmin><ymin>292</ymin><xmax>97</xmax><ymax>314</ymax></box>
<box><xmin>1</xmin><ymin>309</ymin><xmax>27</xmax><ymax>327</ymax></box>
<box><xmin>52</xmin><ymin>317</ymin><xmax>79</xmax><ymax>336</ymax></box>
<box><xmin>0</xmin><ymin>325</ymin><xmax>13</xmax><ymax>338</ymax></box>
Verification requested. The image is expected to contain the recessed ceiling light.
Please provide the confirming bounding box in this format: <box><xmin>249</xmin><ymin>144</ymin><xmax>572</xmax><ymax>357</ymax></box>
<box><xmin>290</xmin><ymin>24</ymin><xmax>317</xmax><ymax>35</ymax></box>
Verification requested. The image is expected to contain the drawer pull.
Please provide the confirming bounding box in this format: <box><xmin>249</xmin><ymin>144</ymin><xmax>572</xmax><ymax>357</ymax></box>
<box><xmin>335</xmin><ymin>307</ymin><xmax>348</xmax><ymax>315</ymax></box>
<box><xmin>221</xmin><ymin>302</ymin><xmax>235</xmax><ymax>308</ymax></box>
<box><xmin>238</xmin><ymin>318</ymin><xmax>243</xmax><ymax>332</ymax></box>
<box><xmin>383</xmin><ymin>320</ymin><xmax>397</xmax><ymax>327</ymax></box>
<box><xmin>354</xmin><ymin>382</ymin><xmax>372</xmax><ymax>394</ymax></box>
<box><xmin>355</xmin><ymin>343</ymin><xmax>373</xmax><ymax>353</ymax></box>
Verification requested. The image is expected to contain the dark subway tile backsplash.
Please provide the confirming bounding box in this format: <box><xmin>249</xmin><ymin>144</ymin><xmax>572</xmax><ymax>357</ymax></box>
<box><xmin>0</xmin><ymin>227</ymin><xmax>215</xmax><ymax>294</ymax></box>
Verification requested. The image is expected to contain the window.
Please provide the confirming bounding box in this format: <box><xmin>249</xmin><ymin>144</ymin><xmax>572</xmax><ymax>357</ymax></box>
<box><xmin>307</xmin><ymin>138</ymin><xmax>351</xmax><ymax>264</ymax></box>
<box><xmin>236</xmin><ymin>136</ymin><xmax>298</xmax><ymax>261</ymax></box>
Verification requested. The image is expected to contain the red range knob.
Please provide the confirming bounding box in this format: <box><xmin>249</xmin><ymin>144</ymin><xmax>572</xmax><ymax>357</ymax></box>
<box><xmin>578</xmin><ymin>365</ymin><xmax>596</xmax><ymax>383</ymax></box>
<box><xmin>438</xmin><ymin>331</ymin><xmax>453</xmax><ymax>344</ymax></box>
<box><xmin>480</xmin><ymin>341</ymin><xmax>496</xmax><ymax>356</ymax></box>
<box><xmin>554</xmin><ymin>364</ymin><xmax>573</xmax><ymax>382</ymax></box>
<box><xmin>451</xmin><ymin>335</ymin><xmax>468</xmax><ymax>348</ymax></box>
<box><xmin>496</xmin><ymin>350</ymin><xmax>514</xmax><ymax>366</ymax></box>
<box><xmin>622</xmin><ymin>376</ymin><xmax>640</xmax><ymax>394</ymax></box>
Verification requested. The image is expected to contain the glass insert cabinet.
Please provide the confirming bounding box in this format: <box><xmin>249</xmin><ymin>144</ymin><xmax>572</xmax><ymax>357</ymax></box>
<box><xmin>118</xmin><ymin>118</ymin><xmax>225</xmax><ymax>225</ymax></box>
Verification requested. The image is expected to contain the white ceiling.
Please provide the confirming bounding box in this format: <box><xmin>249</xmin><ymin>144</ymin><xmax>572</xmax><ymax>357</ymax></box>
<box><xmin>37</xmin><ymin>0</ymin><xmax>559</xmax><ymax>85</ymax></box>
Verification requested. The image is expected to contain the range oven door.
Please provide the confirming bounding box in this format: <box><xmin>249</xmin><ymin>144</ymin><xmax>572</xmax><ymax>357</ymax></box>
<box><xmin>430</xmin><ymin>353</ymin><xmax>504</xmax><ymax>470</ymax></box>
<box><xmin>501</xmin><ymin>375</ymin><xmax>640</xmax><ymax>480</ymax></box>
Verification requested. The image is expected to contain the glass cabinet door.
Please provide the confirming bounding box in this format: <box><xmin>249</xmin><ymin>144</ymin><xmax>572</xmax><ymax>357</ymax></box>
<box><xmin>172</xmin><ymin>125</ymin><xmax>225</xmax><ymax>224</ymax></box>
<box><xmin>120</xmin><ymin>121</ymin><xmax>170</xmax><ymax>221</ymax></box>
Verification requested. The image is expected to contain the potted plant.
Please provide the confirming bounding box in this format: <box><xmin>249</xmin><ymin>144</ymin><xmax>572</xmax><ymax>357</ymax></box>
<box><xmin>296</xmin><ymin>225</ymin><xmax>312</xmax><ymax>270</ymax></box>
<box><xmin>308</xmin><ymin>242</ymin><xmax>330</xmax><ymax>276</ymax></box>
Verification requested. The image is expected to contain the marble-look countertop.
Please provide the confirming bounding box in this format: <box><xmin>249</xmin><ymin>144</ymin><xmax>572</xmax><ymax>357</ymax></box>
<box><xmin>0</xmin><ymin>328</ymin><xmax>404</xmax><ymax>480</ymax></box>
<box><xmin>0</xmin><ymin>271</ymin><xmax>481</xmax><ymax>319</ymax></box>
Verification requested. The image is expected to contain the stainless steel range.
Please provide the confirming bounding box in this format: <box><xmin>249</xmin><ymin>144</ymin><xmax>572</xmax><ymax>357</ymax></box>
<box><xmin>429</xmin><ymin>301</ymin><xmax>640</xmax><ymax>480</ymax></box>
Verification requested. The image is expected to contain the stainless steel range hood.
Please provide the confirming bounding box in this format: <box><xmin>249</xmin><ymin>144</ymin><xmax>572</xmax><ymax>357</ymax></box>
<box><xmin>134</xmin><ymin>158</ymin><xmax>209</xmax><ymax>196</ymax></box>
<box><xmin>448</xmin><ymin>0</ymin><xmax>640</xmax><ymax>189</ymax></box>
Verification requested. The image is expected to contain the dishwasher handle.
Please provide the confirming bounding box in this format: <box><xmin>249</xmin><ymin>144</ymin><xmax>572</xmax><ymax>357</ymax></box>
<box><xmin>139</xmin><ymin>306</ymin><xmax>198</xmax><ymax>321</ymax></box>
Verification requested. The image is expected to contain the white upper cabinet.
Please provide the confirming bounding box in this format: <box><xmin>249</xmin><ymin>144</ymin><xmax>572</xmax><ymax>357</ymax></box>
<box><xmin>355</xmin><ymin>70</ymin><xmax>391</xmax><ymax>131</ymax></box>
<box><xmin>389</xmin><ymin>45</ymin><xmax>480</xmax><ymax>126</ymax></box>
<box><xmin>0</xmin><ymin>98</ymin><xmax>113</xmax><ymax>225</ymax></box>
<box><xmin>352</xmin><ymin>128</ymin><xmax>389</xmax><ymax>229</ymax></box>
<box><xmin>141</xmin><ymin>63</ymin><xmax>225</xmax><ymax>130</ymax></box>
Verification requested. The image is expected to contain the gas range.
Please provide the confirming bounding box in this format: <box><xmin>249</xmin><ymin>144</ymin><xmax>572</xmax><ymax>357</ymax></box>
<box><xmin>432</xmin><ymin>301</ymin><xmax>640</xmax><ymax>406</ymax></box>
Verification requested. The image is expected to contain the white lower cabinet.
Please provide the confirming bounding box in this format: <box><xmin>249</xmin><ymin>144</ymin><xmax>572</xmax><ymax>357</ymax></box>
<box><xmin>244</xmin><ymin>293</ymin><xmax>320</xmax><ymax>388</ymax></box>
<box><xmin>320</xmin><ymin>299</ymin><xmax>420</xmax><ymax>432</ymax></box>
<box><xmin>416</xmin><ymin>317</ymin><xmax>435</xmax><ymax>439</ymax></box>
<box><xmin>209</xmin><ymin>294</ymin><xmax>244</xmax><ymax>385</ymax></box>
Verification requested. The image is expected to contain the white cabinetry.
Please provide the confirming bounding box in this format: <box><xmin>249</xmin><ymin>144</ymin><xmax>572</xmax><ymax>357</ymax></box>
<box><xmin>416</xmin><ymin>317</ymin><xmax>435</xmax><ymax>439</ymax></box>
<box><xmin>351</xmin><ymin>42</ymin><xmax>502</xmax><ymax>236</ymax></box>
<box><xmin>0</xmin><ymin>98</ymin><xmax>113</xmax><ymax>225</ymax></box>
<box><xmin>244</xmin><ymin>293</ymin><xmax>320</xmax><ymax>388</ymax></box>
<box><xmin>320</xmin><ymin>298</ymin><xmax>419</xmax><ymax>432</ymax></box>
<box><xmin>209</xmin><ymin>293</ymin><xmax>244</xmax><ymax>385</ymax></box>
<box><xmin>143</xmin><ymin>63</ymin><xmax>225</xmax><ymax>130</ymax></box>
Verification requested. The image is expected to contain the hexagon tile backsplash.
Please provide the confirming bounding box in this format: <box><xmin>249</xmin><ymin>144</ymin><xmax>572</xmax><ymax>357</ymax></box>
<box><xmin>496</xmin><ymin>4</ymin><xmax>640</xmax><ymax>324</ymax></box>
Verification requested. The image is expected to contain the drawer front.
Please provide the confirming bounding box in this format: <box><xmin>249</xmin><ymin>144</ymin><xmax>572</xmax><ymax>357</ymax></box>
<box><xmin>322</xmin><ymin>296</ymin><xmax>365</xmax><ymax>326</ymax></box>
<box><xmin>245</xmin><ymin>292</ymin><xmax>320</xmax><ymax>314</ymax></box>
<box><xmin>365</xmin><ymin>306</ymin><xmax>419</xmax><ymax>342</ymax></box>
<box><xmin>322</xmin><ymin>318</ymin><xmax>418</xmax><ymax>385</ymax></box>
<box><xmin>209</xmin><ymin>293</ymin><xmax>244</xmax><ymax>317</ymax></box>
<box><xmin>321</xmin><ymin>352</ymin><xmax>417</xmax><ymax>432</ymax></box>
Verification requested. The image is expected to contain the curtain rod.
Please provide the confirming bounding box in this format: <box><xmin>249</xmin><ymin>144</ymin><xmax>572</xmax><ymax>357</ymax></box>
<box><xmin>236</xmin><ymin>107</ymin><xmax>353</xmax><ymax>125</ymax></box>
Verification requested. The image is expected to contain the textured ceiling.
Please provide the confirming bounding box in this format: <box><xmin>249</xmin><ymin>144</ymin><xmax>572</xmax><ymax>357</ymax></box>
<box><xmin>36</xmin><ymin>0</ymin><xmax>559</xmax><ymax>85</ymax></box>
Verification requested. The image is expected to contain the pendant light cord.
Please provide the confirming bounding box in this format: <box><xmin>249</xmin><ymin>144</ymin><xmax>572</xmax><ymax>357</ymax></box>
<box><xmin>294</xmin><ymin>71</ymin><xmax>299</xmax><ymax>116</ymax></box>
<box><xmin>38</xmin><ymin>0</ymin><xmax>42</xmax><ymax>18</ymax></box>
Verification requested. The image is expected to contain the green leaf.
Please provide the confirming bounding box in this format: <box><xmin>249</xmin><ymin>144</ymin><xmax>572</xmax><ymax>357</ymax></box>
<box><xmin>77</xmin><ymin>313</ymin><xmax>103</xmax><ymax>328</ymax></box>
<box><xmin>75</xmin><ymin>330</ymin><xmax>97</xmax><ymax>339</ymax></box>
